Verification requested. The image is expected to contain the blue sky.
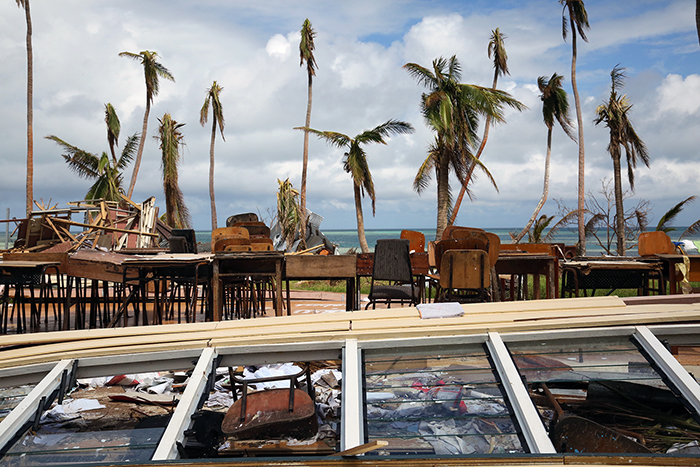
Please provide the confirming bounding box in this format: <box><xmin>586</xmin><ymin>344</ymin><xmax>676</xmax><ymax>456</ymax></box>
<box><xmin>0</xmin><ymin>0</ymin><xmax>698</xmax><ymax>231</ymax></box>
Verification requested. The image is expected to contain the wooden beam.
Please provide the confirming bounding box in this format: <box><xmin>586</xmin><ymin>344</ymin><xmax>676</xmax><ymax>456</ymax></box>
<box><xmin>50</xmin><ymin>217</ymin><xmax>158</xmax><ymax>236</ymax></box>
<box><xmin>330</xmin><ymin>440</ymin><xmax>388</xmax><ymax>456</ymax></box>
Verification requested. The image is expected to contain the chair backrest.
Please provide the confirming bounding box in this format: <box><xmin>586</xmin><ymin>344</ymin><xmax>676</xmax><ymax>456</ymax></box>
<box><xmin>372</xmin><ymin>239</ymin><xmax>413</xmax><ymax>282</ymax></box>
<box><xmin>442</xmin><ymin>226</ymin><xmax>485</xmax><ymax>241</ymax></box>
<box><xmin>400</xmin><ymin>230</ymin><xmax>425</xmax><ymax>253</ymax></box>
<box><xmin>434</xmin><ymin>236</ymin><xmax>490</xmax><ymax>272</ymax></box>
<box><xmin>170</xmin><ymin>229</ymin><xmax>197</xmax><ymax>253</ymax></box>
<box><xmin>638</xmin><ymin>231</ymin><xmax>676</xmax><ymax>256</ymax></box>
<box><xmin>231</xmin><ymin>221</ymin><xmax>271</xmax><ymax>239</ymax></box>
<box><xmin>212</xmin><ymin>227</ymin><xmax>249</xmax><ymax>247</ymax></box>
<box><xmin>439</xmin><ymin>249</ymin><xmax>490</xmax><ymax>290</ymax></box>
<box><xmin>250</xmin><ymin>242</ymin><xmax>273</xmax><ymax>251</ymax></box>
<box><xmin>214</xmin><ymin>237</ymin><xmax>251</xmax><ymax>252</ymax></box>
<box><xmin>226</xmin><ymin>212</ymin><xmax>259</xmax><ymax>226</ymax></box>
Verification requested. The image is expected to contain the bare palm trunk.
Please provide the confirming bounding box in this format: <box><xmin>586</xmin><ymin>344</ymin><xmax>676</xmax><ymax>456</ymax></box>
<box><xmin>449</xmin><ymin>73</ymin><xmax>498</xmax><ymax>226</ymax></box>
<box><xmin>696</xmin><ymin>0</ymin><xmax>700</xmax><ymax>46</ymax></box>
<box><xmin>612</xmin><ymin>154</ymin><xmax>625</xmax><ymax>255</ymax></box>
<box><xmin>127</xmin><ymin>99</ymin><xmax>150</xmax><ymax>199</ymax></box>
<box><xmin>354</xmin><ymin>182</ymin><xmax>369</xmax><ymax>253</ymax></box>
<box><xmin>513</xmin><ymin>128</ymin><xmax>552</xmax><ymax>243</ymax></box>
<box><xmin>571</xmin><ymin>28</ymin><xmax>586</xmax><ymax>255</ymax></box>
<box><xmin>23</xmin><ymin>0</ymin><xmax>33</xmax><ymax>215</ymax></box>
<box><xmin>435</xmin><ymin>155</ymin><xmax>450</xmax><ymax>241</ymax></box>
<box><xmin>299</xmin><ymin>78</ymin><xmax>313</xmax><ymax>249</ymax></box>
<box><xmin>209</xmin><ymin>118</ymin><xmax>218</xmax><ymax>230</ymax></box>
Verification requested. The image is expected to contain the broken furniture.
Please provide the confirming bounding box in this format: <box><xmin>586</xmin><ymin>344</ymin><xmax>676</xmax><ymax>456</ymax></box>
<box><xmin>561</xmin><ymin>259</ymin><xmax>665</xmax><ymax>298</ymax></box>
<box><xmin>222</xmin><ymin>364</ymin><xmax>317</xmax><ymax>440</ymax></box>
<box><xmin>0</xmin><ymin>259</ymin><xmax>62</xmax><ymax>334</ymax></box>
<box><xmin>365</xmin><ymin>239</ymin><xmax>420</xmax><ymax>309</ymax></box>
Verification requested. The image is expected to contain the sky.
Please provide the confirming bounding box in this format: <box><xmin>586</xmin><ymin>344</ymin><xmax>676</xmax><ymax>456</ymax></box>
<box><xmin>1</xmin><ymin>0</ymin><xmax>698</xmax><ymax>232</ymax></box>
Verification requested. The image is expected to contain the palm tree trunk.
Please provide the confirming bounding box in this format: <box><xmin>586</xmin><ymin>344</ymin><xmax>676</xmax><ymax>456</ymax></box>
<box><xmin>209</xmin><ymin>118</ymin><xmax>218</xmax><ymax>230</ymax></box>
<box><xmin>299</xmin><ymin>77</ymin><xmax>313</xmax><ymax>249</ymax></box>
<box><xmin>435</xmin><ymin>154</ymin><xmax>450</xmax><ymax>241</ymax></box>
<box><xmin>513</xmin><ymin>128</ymin><xmax>552</xmax><ymax>243</ymax></box>
<box><xmin>449</xmin><ymin>73</ymin><xmax>498</xmax><ymax>226</ymax></box>
<box><xmin>23</xmin><ymin>0</ymin><xmax>33</xmax><ymax>215</ymax></box>
<box><xmin>354</xmin><ymin>182</ymin><xmax>370</xmax><ymax>253</ymax></box>
<box><xmin>571</xmin><ymin>26</ymin><xmax>587</xmax><ymax>255</ymax></box>
<box><xmin>127</xmin><ymin>99</ymin><xmax>150</xmax><ymax>199</ymax></box>
<box><xmin>612</xmin><ymin>153</ymin><xmax>626</xmax><ymax>255</ymax></box>
<box><xmin>696</xmin><ymin>0</ymin><xmax>700</xmax><ymax>46</ymax></box>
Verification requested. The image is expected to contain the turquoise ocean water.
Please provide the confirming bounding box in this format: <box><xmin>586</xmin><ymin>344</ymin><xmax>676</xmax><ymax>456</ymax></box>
<box><xmin>196</xmin><ymin>227</ymin><xmax>700</xmax><ymax>256</ymax></box>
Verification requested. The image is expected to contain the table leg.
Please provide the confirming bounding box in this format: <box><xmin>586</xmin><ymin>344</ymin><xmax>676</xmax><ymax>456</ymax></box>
<box><xmin>275</xmin><ymin>260</ymin><xmax>284</xmax><ymax>316</ymax></box>
<box><xmin>213</xmin><ymin>260</ymin><xmax>222</xmax><ymax>321</ymax></box>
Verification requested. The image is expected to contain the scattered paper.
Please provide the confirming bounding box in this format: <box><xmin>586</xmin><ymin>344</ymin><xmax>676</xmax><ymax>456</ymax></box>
<box><xmin>417</xmin><ymin>302</ymin><xmax>464</xmax><ymax>319</ymax></box>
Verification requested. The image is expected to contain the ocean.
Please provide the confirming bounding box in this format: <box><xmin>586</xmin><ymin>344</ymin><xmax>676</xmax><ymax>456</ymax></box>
<box><xmin>193</xmin><ymin>227</ymin><xmax>700</xmax><ymax>256</ymax></box>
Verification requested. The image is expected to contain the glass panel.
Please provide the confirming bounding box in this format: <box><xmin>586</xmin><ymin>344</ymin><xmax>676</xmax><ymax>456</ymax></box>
<box><xmin>364</xmin><ymin>345</ymin><xmax>524</xmax><ymax>455</ymax></box>
<box><xmin>1</xmin><ymin>428</ymin><xmax>163</xmax><ymax>465</ymax></box>
<box><xmin>508</xmin><ymin>336</ymin><xmax>700</xmax><ymax>454</ymax></box>
<box><xmin>0</xmin><ymin>385</ymin><xmax>33</xmax><ymax>421</ymax></box>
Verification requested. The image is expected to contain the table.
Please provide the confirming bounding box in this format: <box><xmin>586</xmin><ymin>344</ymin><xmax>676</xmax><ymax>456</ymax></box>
<box><xmin>560</xmin><ymin>259</ymin><xmax>664</xmax><ymax>297</ymax></box>
<box><xmin>495</xmin><ymin>253</ymin><xmax>557</xmax><ymax>300</ymax></box>
<box><xmin>120</xmin><ymin>254</ymin><xmax>212</xmax><ymax>325</ymax></box>
<box><xmin>212</xmin><ymin>252</ymin><xmax>285</xmax><ymax>320</ymax></box>
<box><xmin>0</xmin><ymin>260</ymin><xmax>62</xmax><ymax>333</ymax></box>
<box><xmin>284</xmin><ymin>255</ymin><xmax>357</xmax><ymax>311</ymax></box>
<box><xmin>652</xmin><ymin>254</ymin><xmax>700</xmax><ymax>294</ymax></box>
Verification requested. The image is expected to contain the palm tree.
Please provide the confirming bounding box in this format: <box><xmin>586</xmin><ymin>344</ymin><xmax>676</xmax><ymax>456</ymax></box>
<box><xmin>300</xmin><ymin>120</ymin><xmax>414</xmax><ymax>253</ymax></box>
<box><xmin>404</xmin><ymin>55</ymin><xmax>526</xmax><ymax>240</ymax></box>
<box><xmin>524</xmin><ymin>212</ymin><xmax>577</xmax><ymax>244</ymax></box>
<box><xmin>655</xmin><ymin>196</ymin><xmax>697</xmax><ymax>235</ymax></box>
<box><xmin>276</xmin><ymin>178</ymin><xmax>302</xmax><ymax>251</ymax></box>
<box><xmin>155</xmin><ymin>113</ymin><xmax>191</xmax><ymax>229</ymax></box>
<box><xmin>105</xmin><ymin>103</ymin><xmax>120</xmax><ymax>164</ymax></box>
<box><xmin>200</xmin><ymin>81</ymin><xmax>225</xmax><ymax>231</ymax></box>
<box><xmin>46</xmin><ymin>105</ymin><xmax>138</xmax><ymax>202</ymax></box>
<box><xmin>450</xmin><ymin>28</ymin><xmax>511</xmax><ymax>225</ymax></box>
<box><xmin>513</xmin><ymin>73</ymin><xmax>576</xmax><ymax>243</ymax></box>
<box><xmin>119</xmin><ymin>50</ymin><xmax>175</xmax><ymax>199</ymax></box>
<box><xmin>298</xmin><ymin>19</ymin><xmax>317</xmax><ymax>248</ymax></box>
<box><xmin>15</xmin><ymin>0</ymin><xmax>33</xmax><ymax>215</ymax></box>
<box><xmin>560</xmin><ymin>0</ymin><xmax>590</xmax><ymax>255</ymax></box>
<box><xmin>594</xmin><ymin>65</ymin><xmax>649</xmax><ymax>255</ymax></box>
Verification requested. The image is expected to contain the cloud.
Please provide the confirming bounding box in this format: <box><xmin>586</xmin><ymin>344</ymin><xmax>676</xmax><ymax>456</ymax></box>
<box><xmin>656</xmin><ymin>74</ymin><xmax>700</xmax><ymax>115</ymax></box>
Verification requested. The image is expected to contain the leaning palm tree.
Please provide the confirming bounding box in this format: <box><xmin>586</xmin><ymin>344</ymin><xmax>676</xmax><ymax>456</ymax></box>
<box><xmin>105</xmin><ymin>103</ymin><xmax>121</xmax><ymax>165</ymax></box>
<box><xmin>119</xmin><ymin>50</ymin><xmax>175</xmax><ymax>199</ymax></box>
<box><xmin>15</xmin><ymin>0</ymin><xmax>33</xmax><ymax>215</ymax></box>
<box><xmin>655</xmin><ymin>196</ymin><xmax>697</xmax><ymax>236</ymax></box>
<box><xmin>560</xmin><ymin>0</ymin><xmax>590</xmax><ymax>254</ymax></box>
<box><xmin>594</xmin><ymin>65</ymin><xmax>649</xmax><ymax>256</ymax></box>
<box><xmin>298</xmin><ymin>19</ymin><xmax>317</xmax><ymax>248</ymax></box>
<box><xmin>404</xmin><ymin>55</ymin><xmax>526</xmax><ymax>240</ymax></box>
<box><xmin>300</xmin><ymin>120</ymin><xmax>414</xmax><ymax>253</ymax></box>
<box><xmin>156</xmin><ymin>113</ymin><xmax>191</xmax><ymax>229</ymax></box>
<box><xmin>512</xmin><ymin>73</ymin><xmax>576</xmax><ymax>243</ymax></box>
<box><xmin>450</xmin><ymin>28</ymin><xmax>511</xmax><ymax>225</ymax></box>
<box><xmin>46</xmin><ymin>105</ymin><xmax>138</xmax><ymax>202</ymax></box>
<box><xmin>200</xmin><ymin>81</ymin><xmax>225</xmax><ymax>231</ymax></box>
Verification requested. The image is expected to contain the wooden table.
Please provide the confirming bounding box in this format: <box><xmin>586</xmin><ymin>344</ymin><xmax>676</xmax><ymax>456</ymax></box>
<box><xmin>652</xmin><ymin>254</ymin><xmax>700</xmax><ymax>294</ymax></box>
<box><xmin>495</xmin><ymin>253</ymin><xmax>557</xmax><ymax>300</ymax></box>
<box><xmin>560</xmin><ymin>258</ymin><xmax>664</xmax><ymax>297</ymax></box>
<box><xmin>284</xmin><ymin>255</ymin><xmax>357</xmax><ymax>311</ymax></box>
<box><xmin>212</xmin><ymin>252</ymin><xmax>285</xmax><ymax>320</ymax></box>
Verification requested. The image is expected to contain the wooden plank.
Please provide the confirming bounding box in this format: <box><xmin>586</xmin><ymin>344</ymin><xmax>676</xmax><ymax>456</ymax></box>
<box><xmin>331</xmin><ymin>440</ymin><xmax>388</xmax><ymax>456</ymax></box>
<box><xmin>285</xmin><ymin>255</ymin><xmax>356</xmax><ymax>278</ymax></box>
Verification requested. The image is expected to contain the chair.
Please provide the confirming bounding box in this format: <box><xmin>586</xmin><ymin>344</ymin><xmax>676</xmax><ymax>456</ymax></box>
<box><xmin>212</xmin><ymin>227</ymin><xmax>249</xmax><ymax>245</ymax></box>
<box><xmin>169</xmin><ymin>229</ymin><xmax>197</xmax><ymax>253</ymax></box>
<box><xmin>400</xmin><ymin>230</ymin><xmax>425</xmax><ymax>253</ymax></box>
<box><xmin>442</xmin><ymin>226</ymin><xmax>485</xmax><ymax>241</ymax></box>
<box><xmin>437</xmin><ymin>249</ymin><xmax>491</xmax><ymax>303</ymax></box>
<box><xmin>638</xmin><ymin>231</ymin><xmax>676</xmax><ymax>256</ymax></box>
<box><xmin>365</xmin><ymin>239</ymin><xmax>420</xmax><ymax>309</ymax></box>
<box><xmin>226</xmin><ymin>212</ymin><xmax>259</xmax><ymax>227</ymax></box>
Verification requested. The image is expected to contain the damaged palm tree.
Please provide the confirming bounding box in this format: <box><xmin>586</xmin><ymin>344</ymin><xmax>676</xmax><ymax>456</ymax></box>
<box><xmin>276</xmin><ymin>178</ymin><xmax>302</xmax><ymax>251</ymax></box>
<box><xmin>47</xmin><ymin>104</ymin><xmax>138</xmax><ymax>202</ymax></box>
<box><xmin>156</xmin><ymin>113</ymin><xmax>191</xmax><ymax>229</ymax></box>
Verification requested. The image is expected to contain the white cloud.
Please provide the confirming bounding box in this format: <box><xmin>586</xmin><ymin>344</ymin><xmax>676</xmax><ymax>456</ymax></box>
<box><xmin>656</xmin><ymin>74</ymin><xmax>700</xmax><ymax>115</ymax></box>
<box><xmin>266</xmin><ymin>33</ymin><xmax>292</xmax><ymax>58</ymax></box>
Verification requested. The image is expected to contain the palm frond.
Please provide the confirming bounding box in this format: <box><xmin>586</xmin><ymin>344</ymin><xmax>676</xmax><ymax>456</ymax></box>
<box><xmin>656</xmin><ymin>196</ymin><xmax>696</xmax><ymax>232</ymax></box>
<box><xmin>46</xmin><ymin>135</ymin><xmax>100</xmax><ymax>179</ymax></box>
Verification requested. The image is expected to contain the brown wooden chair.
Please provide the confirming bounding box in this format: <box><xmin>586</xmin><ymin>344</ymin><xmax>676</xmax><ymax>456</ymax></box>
<box><xmin>215</xmin><ymin>237</ymin><xmax>252</xmax><ymax>252</ymax></box>
<box><xmin>400</xmin><ymin>230</ymin><xmax>425</xmax><ymax>253</ymax></box>
<box><xmin>638</xmin><ymin>231</ymin><xmax>676</xmax><ymax>256</ymax></box>
<box><xmin>212</xmin><ymin>227</ymin><xmax>249</xmax><ymax>246</ymax></box>
<box><xmin>437</xmin><ymin>249</ymin><xmax>491</xmax><ymax>303</ymax></box>
<box><xmin>442</xmin><ymin>226</ymin><xmax>485</xmax><ymax>241</ymax></box>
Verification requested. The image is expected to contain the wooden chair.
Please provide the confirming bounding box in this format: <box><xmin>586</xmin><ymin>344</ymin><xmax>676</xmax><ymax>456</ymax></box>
<box><xmin>212</xmin><ymin>227</ymin><xmax>249</xmax><ymax>246</ymax></box>
<box><xmin>214</xmin><ymin>237</ymin><xmax>252</xmax><ymax>252</ymax></box>
<box><xmin>442</xmin><ymin>226</ymin><xmax>485</xmax><ymax>241</ymax></box>
<box><xmin>638</xmin><ymin>231</ymin><xmax>676</xmax><ymax>256</ymax></box>
<box><xmin>365</xmin><ymin>239</ymin><xmax>420</xmax><ymax>309</ymax></box>
<box><xmin>400</xmin><ymin>230</ymin><xmax>425</xmax><ymax>253</ymax></box>
<box><xmin>438</xmin><ymin>249</ymin><xmax>491</xmax><ymax>303</ymax></box>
